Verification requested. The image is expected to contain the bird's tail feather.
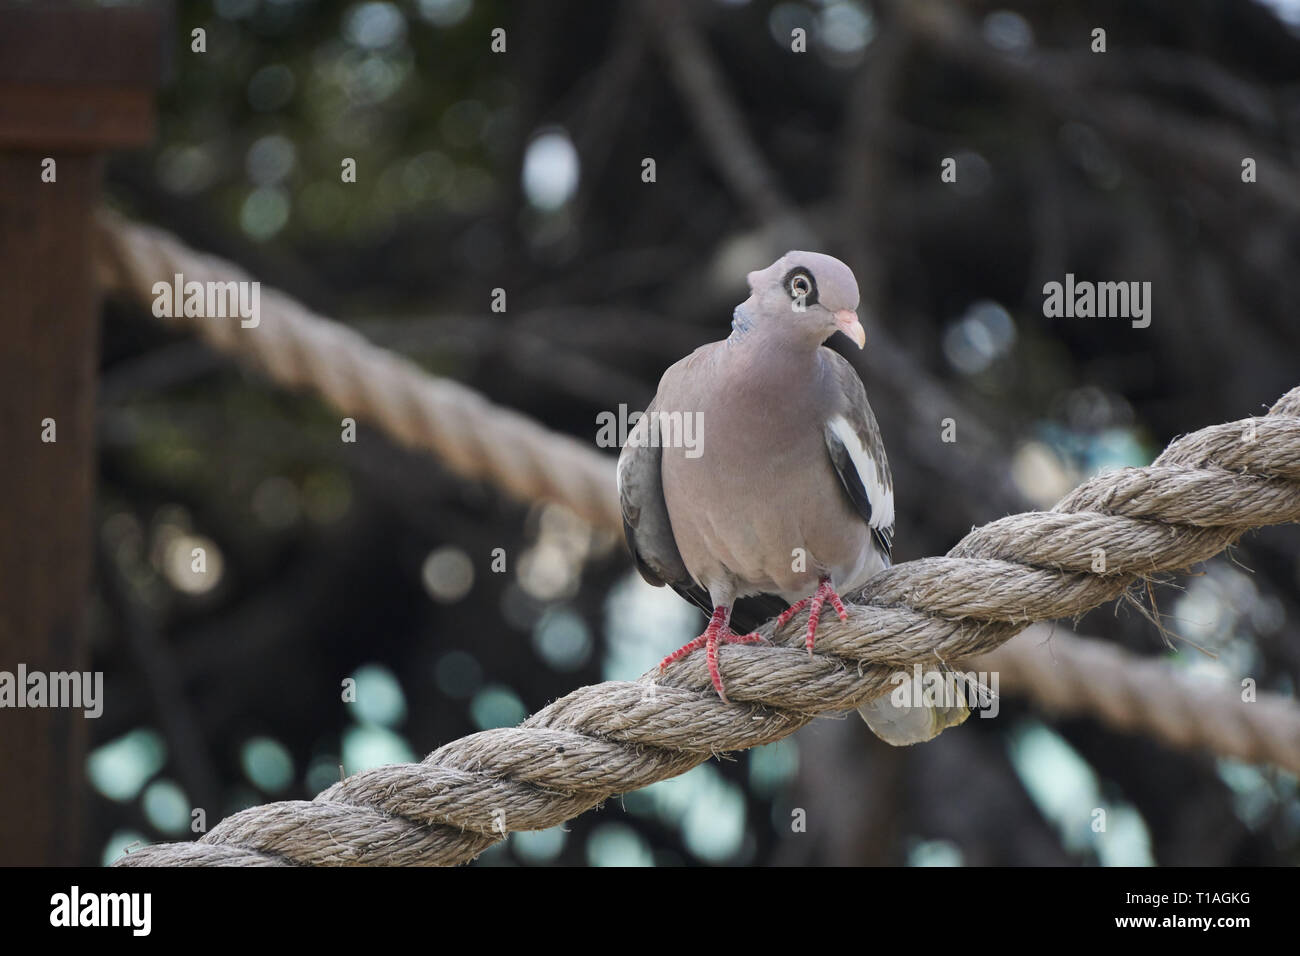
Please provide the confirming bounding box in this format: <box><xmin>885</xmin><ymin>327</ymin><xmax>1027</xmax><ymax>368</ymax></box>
<box><xmin>857</xmin><ymin>685</ymin><xmax>973</xmax><ymax>746</ymax></box>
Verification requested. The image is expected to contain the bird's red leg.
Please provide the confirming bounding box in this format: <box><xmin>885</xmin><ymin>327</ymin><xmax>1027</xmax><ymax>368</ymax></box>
<box><xmin>658</xmin><ymin>607</ymin><xmax>720</xmax><ymax>669</ymax></box>
<box><xmin>775</xmin><ymin>597</ymin><xmax>810</xmax><ymax>630</ymax></box>
<box><xmin>799</xmin><ymin>576</ymin><xmax>849</xmax><ymax>656</ymax></box>
<box><xmin>659</xmin><ymin>605</ymin><xmax>763</xmax><ymax>702</ymax></box>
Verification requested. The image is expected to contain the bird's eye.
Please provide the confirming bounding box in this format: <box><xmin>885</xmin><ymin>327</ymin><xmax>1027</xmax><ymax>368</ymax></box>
<box><xmin>790</xmin><ymin>275</ymin><xmax>811</xmax><ymax>298</ymax></box>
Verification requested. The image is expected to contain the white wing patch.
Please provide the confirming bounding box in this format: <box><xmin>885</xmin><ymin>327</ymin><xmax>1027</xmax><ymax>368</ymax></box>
<box><xmin>828</xmin><ymin>414</ymin><xmax>893</xmax><ymax>530</ymax></box>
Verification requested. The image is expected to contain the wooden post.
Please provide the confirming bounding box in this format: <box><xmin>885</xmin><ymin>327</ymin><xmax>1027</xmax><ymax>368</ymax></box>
<box><xmin>0</xmin><ymin>2</ymin><xmax>167</xmax><ymax>865</ymax></box>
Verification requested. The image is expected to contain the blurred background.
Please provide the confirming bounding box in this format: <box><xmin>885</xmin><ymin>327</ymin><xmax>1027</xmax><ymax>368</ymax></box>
<box><xmin>24</xmin><ymin>0</ymin><xmax>1300</xmax><ymax>865</ymax></box>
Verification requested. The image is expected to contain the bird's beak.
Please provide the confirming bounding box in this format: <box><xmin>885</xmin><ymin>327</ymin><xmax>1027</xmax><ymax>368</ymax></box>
<box><xmin>835</xmin><ymin>309</ymin><xmax>866</xmax><ymax>349</ymax></box>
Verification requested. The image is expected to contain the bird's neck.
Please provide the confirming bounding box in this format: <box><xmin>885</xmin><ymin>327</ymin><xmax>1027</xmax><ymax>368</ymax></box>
<box><xmin>728</xmin><ymin>305</ymin><xmax>826</xmax><ymax>354</ymax></box>
<box><xmin>721</xmin><ymin>327</ymin><xmax>825</xmax><ymax>397</ymax></box>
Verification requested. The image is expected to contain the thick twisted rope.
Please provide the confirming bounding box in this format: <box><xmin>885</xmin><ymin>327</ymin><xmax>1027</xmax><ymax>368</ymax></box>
<box><xmin>984</xmin><ymin>624</ymin><xmax>1300</xmax><ymax>767</ymax></box>
<box><xmin>94</xmin><ymin>211</ymin><xmax>622</xmax><ymax>534</ymax></box>
<box><xmin>95</xmin><ymin>214</ymin><xmax>1300</xmax><ymax>865</ymax></box>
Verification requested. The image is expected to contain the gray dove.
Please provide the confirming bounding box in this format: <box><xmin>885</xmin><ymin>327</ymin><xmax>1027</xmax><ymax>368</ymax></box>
<box><xmin>617</xmin><ymin>251</ymin><xmax>970</xmax><ymax>745</ymax></box>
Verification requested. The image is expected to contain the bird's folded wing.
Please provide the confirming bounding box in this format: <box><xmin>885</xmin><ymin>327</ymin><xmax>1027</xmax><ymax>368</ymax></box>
<box><xmin>618</xmin><ymin>392</ymin><xmax>719</xmax><ymax>619</ymax></box>
<box><xmin>619</xmin><ymin>394</ymin><xmax>682</xmax><ymax>586</ymax></box>
<box><xmin>821</xmin><ymin>350</ymin><xmax>895</xmax><ymax>564</ymax></box>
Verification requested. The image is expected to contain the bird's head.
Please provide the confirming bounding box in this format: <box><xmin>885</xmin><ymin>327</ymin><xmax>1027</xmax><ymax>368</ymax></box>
<box><xmin>736</xmin><ymin>250</ymin><xmax>865</xmax><ymax>349</ymax></box>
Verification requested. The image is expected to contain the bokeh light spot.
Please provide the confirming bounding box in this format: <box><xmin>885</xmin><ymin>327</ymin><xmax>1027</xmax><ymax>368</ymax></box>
<box><xmin>88</xmin><ymin>729</ymin><xmax>167</xmax><ymax>803</ymax></box>
<box><xmin>469</xmin><ymin>685</ymin><xmax>527</xmax><ymax>729</ymax></box>
<box><xmin>348</xmin><ymin>663</ymin><xmax>408</xmax><ymax>727</ymax></box>
<box><xmin>240</xmin><ymin>736</ymin><xmax>295</xmax><ymax>793</ymax></box>
<box><xmin>422</xmin><ymin>546</ymin><xmax>475</xmax><ymax>603</ymax></box>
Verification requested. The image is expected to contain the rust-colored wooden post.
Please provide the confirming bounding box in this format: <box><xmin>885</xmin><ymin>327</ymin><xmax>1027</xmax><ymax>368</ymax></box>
<box><xmin>0</xmin><ymin>2</ymin><xmax>167</xmax><ymax>865</ymax></box>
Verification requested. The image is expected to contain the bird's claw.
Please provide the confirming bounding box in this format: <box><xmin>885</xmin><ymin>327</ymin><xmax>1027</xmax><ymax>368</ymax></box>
<box><xmin>659</xmin><ymin>607</ymin><xmax>763</xmax><ymax>701</ymax></box>
<box><xmin>780</xmin><ymin>576</ymin><xmax>848</xmax><ymax>656</ymax></box>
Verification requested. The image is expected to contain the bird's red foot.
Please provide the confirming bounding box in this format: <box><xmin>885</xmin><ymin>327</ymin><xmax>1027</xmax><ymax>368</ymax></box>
<box><xmin>778</xmin><ymin>576</ymin><xmax>848</xmax><ymax>656</ymax></box>
<box><xmin>659</xmin><ymin>605</ymin><xmax>763</xmax><ymax>702</ymax></box>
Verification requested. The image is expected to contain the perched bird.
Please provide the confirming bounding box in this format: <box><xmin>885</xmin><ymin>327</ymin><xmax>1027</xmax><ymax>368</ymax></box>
<box><xmin>617</xmin><ymin>251</ymin><xmax>969</xmax><ymax>745</ymax></box>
